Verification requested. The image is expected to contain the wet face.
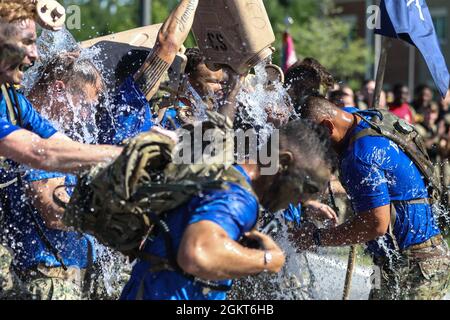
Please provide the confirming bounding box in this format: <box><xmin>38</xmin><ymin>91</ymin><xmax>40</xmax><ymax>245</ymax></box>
<box><xmin>66</xmin><ymin>77</ymin><xmax>102</xmax><ymax>123</ymax></box>
<box><xmin>189</xmin><ymin>63</ymin><xmax>226</xmax><ymax>100</ymax></box>
<box><xmin>3</xmin><ymin>20</ymin><xmax>38</xmax><ymax>84</ymax></box>
<box><xmin>261</xmin><ymin>158</ymin><xmax>329</xmax><ymax>212</ymax></box>
<box><xmin>45</xmin><ymin>75</ymin><xmax>102</xmax><ymax>128</ymax></box>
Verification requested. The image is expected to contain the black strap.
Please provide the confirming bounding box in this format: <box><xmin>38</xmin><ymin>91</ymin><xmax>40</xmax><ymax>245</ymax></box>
<box><xmin>145</xmin><ymin>211</ymin><xmax>232</xmax><ymax>292</ymax></box>
<box><xmin>328</xmin><ymin>181</ymin><xmax>340</xmax><ymax>218</ymax></box>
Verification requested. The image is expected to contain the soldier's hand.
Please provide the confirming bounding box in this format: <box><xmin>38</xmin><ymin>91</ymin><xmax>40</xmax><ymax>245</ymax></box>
<box><xmin>304</xmin><ymin>200</ymin><xmax>338</xmax><ymax>226</ymax></box>
<box><xmin>244</xmin><ymin>230</ymin><xmax>285</xmax><ymax>273</ymax></box>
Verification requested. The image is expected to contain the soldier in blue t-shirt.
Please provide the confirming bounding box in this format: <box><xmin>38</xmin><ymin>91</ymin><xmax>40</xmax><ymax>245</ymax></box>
<box><xmin>296</xmin><ymin>96</ymin><xmax>450</xmax><ymax>300</ymax></box>
<box><xmin>120</xmin><ymin>119</ymin><xmax>333</xmax><ymax>300</ymax></box>
<box><xmin>0</xmin><ymin>6</ymin><xmax>120</xmax><ymax>299</ymax></box>
<box><xmin>1</xmin><ymin>52</ymin><xmax>106</xmax><ymax>300</ymax></box>
<box><xmin>0</xmin><ymin>9</ymin><xmax>121</xmax><ymax>173</ymax></box>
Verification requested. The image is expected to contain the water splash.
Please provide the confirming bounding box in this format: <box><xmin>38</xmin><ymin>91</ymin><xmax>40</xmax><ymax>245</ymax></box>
<box><xmin>23</xmin><ymin>28</ymin><xmax>80</xmax><ymax>93</ymax></box>
<box><xmin>236</xmin><ymin>60</ymin><xmax>292</xmax><ymax>145</ymax></box>
<box><xmin>231</xmin><ymin>213</ymin><xmax>373</xmax><ymax>300</ymax></box>
<box><xmin>20</xmin><ymin>27</ymin><xmax>132</xmax><ymax>299</ymax></box>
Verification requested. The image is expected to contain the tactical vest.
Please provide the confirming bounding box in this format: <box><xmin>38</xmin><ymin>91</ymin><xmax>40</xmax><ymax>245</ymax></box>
<box><xmin>352</xmin><ymin>110</ymin><xmax>448</xmax><ymax>231</ymax></box>
<box><xmin>62</xmin><ymin>111</ymin><xmax>257</xmax><ymax>290</ymax></box>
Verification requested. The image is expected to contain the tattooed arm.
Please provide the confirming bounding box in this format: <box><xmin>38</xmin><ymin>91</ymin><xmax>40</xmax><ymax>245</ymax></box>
<box><xmin>134</xmin><ymin>0</ymin><xmax>199</xmax><ymax>101</ymax></box>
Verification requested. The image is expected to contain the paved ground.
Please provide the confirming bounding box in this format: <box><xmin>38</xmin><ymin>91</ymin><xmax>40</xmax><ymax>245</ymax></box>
<box><xmin>304</xmin><ymin>252</ymin><xmax>450</xmax><ymax>300</ymax></box>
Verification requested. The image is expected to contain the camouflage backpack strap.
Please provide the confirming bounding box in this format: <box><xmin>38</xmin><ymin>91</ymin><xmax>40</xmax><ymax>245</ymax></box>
<box><xmin>1</xmin><ymin>84</ymin><xmax>17</xmax><ymax>126</ymax></box>
<box><xmin>351</xmin><ymin>110</ymin><xmax>445</xmax><ymax>234</ymax></box>
<box><xmin>0</xmin><ymin>84</ymin><xmax>19</xmax><ymax>190</ymax></box>
<box><xmin>132</xmin><ymin>165</ymin><xmax>256</xmax><ymax>294</ymax></box>
<box><xmin>352</xmin><ymin>111</ymin><xmax>442</xmax><ymax>202</ymax></box>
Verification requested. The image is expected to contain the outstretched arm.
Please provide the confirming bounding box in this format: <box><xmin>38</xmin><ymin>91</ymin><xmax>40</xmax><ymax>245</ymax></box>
<box><xmin>293</xmin><ymin>205</ymin><xmax>391</xmax><ymax>250</ymax></box>
<box><xmin>0</xmin><ymin>130</ymin><xmax>122</xmax><ymax>174</ymax></box>
<box><xmin>177</xmin><ymin>221</ymin><xmax>285</xmax><ymax>281</ymax></box>
<box><xmin>134</xmin><ymin>0</ymin><xmax>199</xmax><ymax>101</ymax></box>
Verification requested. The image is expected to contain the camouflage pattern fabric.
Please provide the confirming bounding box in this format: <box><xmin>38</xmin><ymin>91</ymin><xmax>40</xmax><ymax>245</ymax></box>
<box><xmin>0</xmin><ymin>244</ymin><xmax>14</xmax><ymax>298</ymax></box>
<box><xmin>370</xmin><ymin>241</ymin><xmax>450</xmax><ymax>300</ymax></box>
<box><xmin>63</xmin><ymin>111</ymin><xmax>247</xmax><ymax>254</ymax></box>
<box><xmin>0</xmin><ymin>244</ymin><xmax>31</xmax><ymax>300</ymax></box>
<box><xmin>17</xmin><ymin>265</ymin><xmax>89</xmax><ymax>300</ymax></box>
<box><xmin>24</xmin><ymin>277</ymin><xmax>83</xmax><ymax>300</ymax></box>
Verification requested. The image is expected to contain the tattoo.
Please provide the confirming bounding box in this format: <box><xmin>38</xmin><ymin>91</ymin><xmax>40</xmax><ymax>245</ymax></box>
<box><xmin>176</xmin><ymin>0</ymin><xmax>197</xmax><ymax>32</ymax></box>
<box><xmin>136</xmin><ymin>52</ymin><xmax>170</xmax><ymax>98</ymax></box>
<box><xmin>175</xmin><ymin>17</ymin><xmax>185</xmax><ymax>33</ymax></box>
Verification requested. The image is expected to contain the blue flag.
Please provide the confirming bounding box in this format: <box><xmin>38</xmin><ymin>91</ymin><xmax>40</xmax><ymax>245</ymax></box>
<box><xmin>376</xmin><ymin>0</ymin><xmax>449</xmax><ymax>97</ymax></box>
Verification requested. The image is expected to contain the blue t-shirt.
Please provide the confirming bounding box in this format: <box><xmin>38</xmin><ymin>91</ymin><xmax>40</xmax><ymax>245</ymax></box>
<box><xmin>0</xmin><ymin>118</ymin><xmax>19</xmax><ymax>140</ymax></box>
<box><xmin>284</xmin><ymin>203</ymin><xmax>302</xmax><ymax>227</ymax></box>
<box><xmin>160</xmin><ymin>107</ymin><xmax>182</xmax><ymax>131</ymax></box>
<box><xmin>0</xmin><ymin>88</ymin><xmax>93</xmax><ymax>270</ymax></box>
<box><xmin>339</xmin><ymin>111</ymin><xmax>440</xmax><ymax>257</ymax></box>
<box><xmin>97</xmin><ymin>76</ymin><xmax>154</xmax><ymax>145</ymax></box>
<box><xmin>0</xmin><ymin>88</ymin><xmax>57</xmax><ymax>139</ymax></box>
<box><xmin>120</xmin><ymin>166</ymin><xmax>258</xmax><ymax>300</ymax></box>
<box><xmin>0</xmin><ymin>87</ymin><xmax>57</xmax><ymax>198</ymax></box>
<box><xmin>2</xmin><ymin>169</ymin><xmax>96</xmax><ymax>270</ymax></box>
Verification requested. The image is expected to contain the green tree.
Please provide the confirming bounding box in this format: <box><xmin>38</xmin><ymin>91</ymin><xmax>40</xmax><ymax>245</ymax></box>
<box><xmin>63</xmin><ymin>0</ymin><xmax>175</xmax><ymax>41</ymax></box>
<box><xmin>266</xmin><ymin>0</ymin><xmax>370</xmax><ymax>88</ymax></box>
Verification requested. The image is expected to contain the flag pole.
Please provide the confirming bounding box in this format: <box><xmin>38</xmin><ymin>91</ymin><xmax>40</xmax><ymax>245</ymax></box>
<box><xmin>372</xmin><ymin>36</ymin><xmax>392</xmax><ymax>109</ymax></box>
<box><xmin>342</xmin><ymin>245</ymin><xmax>357</xmax><ymax>300</ymax></box>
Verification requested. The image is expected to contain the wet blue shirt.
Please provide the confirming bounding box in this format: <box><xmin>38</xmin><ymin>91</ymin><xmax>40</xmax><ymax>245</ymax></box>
<box><xmin>339</xmin><ymin>111</ymin><xmax>440</xmax><ymax>257</ymax></box>
<box><xmin>0</xmin><ymin>88</ymin><xmax>57</xmax><ymax>139</ymax></box>
<box><xmin>0</xmin><ymin>118</ymin><xmax>19</xmax><ymax>140</ymax></box>
<box><xmin>2</xmin><ymin>169</ymin><xmax>96</xmax><ymax>271</ymax></box>
<box><xmin>120</xmin><ymin>166</ymin><xmax>258</xmax><ymax>300</ymax></box>
<box><xmin>97</xmin><ymin>76</ymin><xmax>154</xmax><ymax>145</ymax></box>
<box><xmin>284</xmin><ymin>203</ymin><xmax>302</xmax><ymax>227</ymax></box>
<box><xmin>0</xmin><ymin>88</ymin><xmax>94</xmax><ymax>270</ymax></box>
<box><xmin>160</xmin><ymin>107</ymin><xmax>182</xmax><ymax>131</ymax></box>
<box><xmin>0</xmin><ymin>88</ymin><xmax>57</xmax><ymax>198</ymax></box>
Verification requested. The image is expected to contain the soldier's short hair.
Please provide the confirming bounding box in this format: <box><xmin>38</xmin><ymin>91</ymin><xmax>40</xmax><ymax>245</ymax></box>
<box><xmin>32</xmin><ymin>52</ymin><xmax>104</xmax><ymax>95</ymax></box>
<box><xmin>185</xmin><ymin>47</ymin><xmax>206</xmax><ymax>76</ymax></box>
<box><xmin>0</xmin><ymin>0</ymin><xmax>37</xmax><ymax>24</ymax></box>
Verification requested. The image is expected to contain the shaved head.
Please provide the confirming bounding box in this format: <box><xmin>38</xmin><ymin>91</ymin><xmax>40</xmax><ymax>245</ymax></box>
<box><xmin>300</xmin><ymin>95</ymin><xmax>340</xmax><ymax>123</ymax></box>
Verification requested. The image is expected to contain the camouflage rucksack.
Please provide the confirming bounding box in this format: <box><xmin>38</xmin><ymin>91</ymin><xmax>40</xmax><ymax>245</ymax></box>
<box><xmin>62</xmin><ymin>111</ymin><xmax>256</xmax><ymax>254</ymax></box>
<box><xmin>353</xmin><ymin>110</ymin><xmax>447</xmax><ymax>228</ymax></box>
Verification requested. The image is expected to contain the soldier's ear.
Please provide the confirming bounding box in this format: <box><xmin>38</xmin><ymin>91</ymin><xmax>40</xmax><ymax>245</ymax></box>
<box><xmin>321</xmin><ymin>119</ymin><xmax>335</xmax><ymax>136</ymax></box>
<box><xmin>279</xmin><ymin>151</ymin><xmax>294</xmax><ymax>173</ymax></box>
